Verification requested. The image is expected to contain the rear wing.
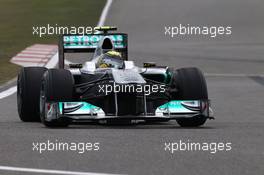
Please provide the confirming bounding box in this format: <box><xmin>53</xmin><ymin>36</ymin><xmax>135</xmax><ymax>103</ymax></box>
<box><xmin>58</xmin><ymin>33</ymin><xmax>128</xmax><ymax>68</ymax></box>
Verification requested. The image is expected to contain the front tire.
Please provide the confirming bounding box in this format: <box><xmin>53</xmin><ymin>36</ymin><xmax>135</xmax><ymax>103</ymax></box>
<box><xmin>169</xmin><ymin>67</ymin><xmax>208</xmax><ymax>127</ymax></box>
<box><xmin>17</xmin><ymin>67</ymin><xmax>47</xmax><ymax>122</ymax></box>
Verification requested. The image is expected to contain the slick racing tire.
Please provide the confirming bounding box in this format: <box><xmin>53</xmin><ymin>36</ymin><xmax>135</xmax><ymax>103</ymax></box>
<box><xmin>17</xmin><ymin>67</ymin><xmax>47</xmax><ymax>122</ymax></box>
<box><xmin>40</xmin><ymin>69</ymin><xmax>74</xmax><ymax>128</ymax></box>
<box><xmin>170</xmin><ymin>67</ymin><xmax>208</xmax><ymax>127</ymax></box>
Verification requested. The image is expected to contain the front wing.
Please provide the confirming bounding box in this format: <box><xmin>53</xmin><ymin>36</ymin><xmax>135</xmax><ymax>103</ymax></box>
<box><xmin>44</xmin><ymin>100</ymin><xmax>214</xmax><ymax>122</ymax></box>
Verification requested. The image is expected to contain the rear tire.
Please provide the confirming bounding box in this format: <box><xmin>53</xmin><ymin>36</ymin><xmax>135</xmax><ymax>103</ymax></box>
<box><xmin>40</xmin><ymin>69</ymin><xmax>74</xmax><ymax>128</ymax></box>
<box><xmin>170</xmin><ymin>67</ymin><xmax>208</xmax><ymax>127</ymax></box>
<box><xmin>17</xmin><ymin>67</ymin><xmax>47</xmax><ymax>122</ymax></box>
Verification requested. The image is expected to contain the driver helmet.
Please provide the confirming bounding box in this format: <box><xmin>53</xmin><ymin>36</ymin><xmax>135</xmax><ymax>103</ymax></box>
<box><xmin>98</xmin><ymin>51</ymin><xmax>124</xmax><ymax>68</ymax></box>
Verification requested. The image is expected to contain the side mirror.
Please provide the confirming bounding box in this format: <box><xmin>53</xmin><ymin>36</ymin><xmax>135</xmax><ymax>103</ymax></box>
<box><xmin>143</xmin><ymin>62</ymin><xmax>156</xmax><ymax>68</ymax></box>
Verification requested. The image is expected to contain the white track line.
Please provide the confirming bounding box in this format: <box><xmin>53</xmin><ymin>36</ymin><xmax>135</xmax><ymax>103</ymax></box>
<box><xmin>97</xmin><ymin>0</ymin><xmax>113</xmax><ymax>26</ymax></box>
<box><xmin>0</xmin><ymin>86</ymin><xmax>17</xmax><ymax>99</ymax></box>
<box><xmin>0</xmin><ymin>0</ymin><xmax>113</xmax><ymax>101</ymax></box>
<box><xmin>42</xmin><ymin>0</ymin><xmax>112</xmax><ymax>69</ymax></box>
<box><xmin>0</xmin><ymin>166</ymin><xmax>121</xmax><ymax>175</ymax></box>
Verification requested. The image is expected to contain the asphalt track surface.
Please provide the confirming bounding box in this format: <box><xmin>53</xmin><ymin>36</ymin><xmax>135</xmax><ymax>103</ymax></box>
<box><xmin>1</xmin><ymin>0</ymin><xmax>264</xmax><ymax>174</ymax></box>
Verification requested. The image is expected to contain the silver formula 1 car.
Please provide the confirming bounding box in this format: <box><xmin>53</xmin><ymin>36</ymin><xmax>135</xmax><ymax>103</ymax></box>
<box><xmin>17</xmin><ymin>26</ymin><xmax>213</xmax><ymax>127</ymax></box>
